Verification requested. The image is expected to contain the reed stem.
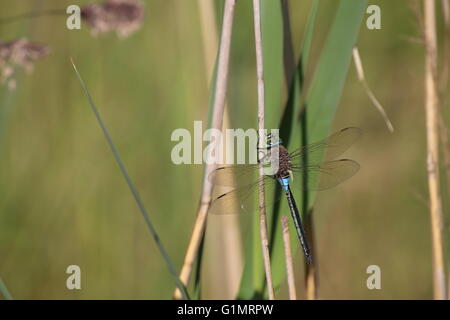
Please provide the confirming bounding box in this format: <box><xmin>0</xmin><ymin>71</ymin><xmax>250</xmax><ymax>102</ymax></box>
<box><xmin>174</xmin><ymin>0</ymin><xmax>236</xmax><ymax>300</ymax></box>
<box><xmin>422</xmin><ymin>0</ymin><xmax>447</xmax><ymax>300</ymax></box>
<box><xmin>253</xmin><ymin>0</ymin><xmax>275</xmax><ymax>300</ymax></box>
<box><xmin>197</xmin><ymin>0</ymin><xmax>243</xmax><ymax>299</ymax></box>
<box><xmin>281</xmin><ymin>216</ymin><xmax>297</xmax><ymax>300</ymax></box>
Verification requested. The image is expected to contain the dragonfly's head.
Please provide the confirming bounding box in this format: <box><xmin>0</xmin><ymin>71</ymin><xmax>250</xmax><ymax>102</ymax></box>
<box><xmin>265</xmin><ymin>132</ymin><xmax>282</xmax><ymax>148</ymax></box>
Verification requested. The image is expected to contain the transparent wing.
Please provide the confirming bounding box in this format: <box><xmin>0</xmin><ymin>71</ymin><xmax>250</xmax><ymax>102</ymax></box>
<box><xmin>209</xmin><ymin>176</ymin><xmax>281</xmax><ymax>215</ymax></box>
<box><xmin>209</xmin><ymin>160</ymin><xmax>360</xmax><ymax>215</ymax></box>
<box><xmin>209</xmin><ymin>127</ymin><xmax>361</xmax><ymax>186</ymax></box>
<box><xmin>289</xmin><ymin>127</ymin><xmax>361</xmax><ymax>163</ymax></box>
<box><xmin>208</xmin><ymin>127</ymin><xmax>361</xmax><ymax>214</ymax></box>
<box><xmin>208</xmin><ymin>163</ymin><xmax>260</xmax><ymax>187</ymax></box>
<box><xmin>291</xmin><ymin>159</ymin><xmax>360</xmax><ymax>191</ymax></box>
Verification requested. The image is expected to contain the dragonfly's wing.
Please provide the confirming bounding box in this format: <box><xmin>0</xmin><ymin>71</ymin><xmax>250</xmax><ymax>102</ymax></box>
<box><xmin>289</xmin><ymin>127</ymin><xmax>361</xmax><ymax>163</ymax></box>
<box><xmin>208</xmin><ymin>163</ymin><xmax>260</xmax><ymax>187</ymax></box>
<box><xmin>291</xmin><ymin>159</ymin><xmax>360</xmax><ymax>191</ymax></box>
<box><xmin>210</xmin><ymin>160</ymin><xmax>359</xmax><ymax>215</ymax></box>
<box><xmin>209</xmin><ymin>176</ymin><xmax>281</xmax><ymax>215</ymax></box>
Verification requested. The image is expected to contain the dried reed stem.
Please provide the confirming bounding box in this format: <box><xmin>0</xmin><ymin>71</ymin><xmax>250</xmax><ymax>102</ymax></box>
<box><xmin>173</xmin><ymin>0</ymin><xmax>236</xmax><ymax>300</ymax></box>
<box><xmin>197</xmin><ymin>0</ymin><xmax>243</xmax><ymax>299</ymax></box>
<box><xmin>252</xmin><ymin>0</ymin><xmax>275</xmax><ymax>300</ymax></box>
<box><xmin>281</xmin><ymin>216</ymin><xmax>297</xmax><ymax>300</ymax></box>
<box><xmin>423</xmin><ymin>0</ymin><xmax>447</xmax><ymax>300</ymax></box>
<box><xmin>440</xmin><ymin>0</ymin><xmax>450</xmax><ymax>300</ymax></box>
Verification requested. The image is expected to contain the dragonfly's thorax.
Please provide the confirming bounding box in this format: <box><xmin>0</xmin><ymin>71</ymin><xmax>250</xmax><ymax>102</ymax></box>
<box><xmin>273</xmin><ymin>145</ymin><xmax>292</xmax><ymax>179</ymax></box>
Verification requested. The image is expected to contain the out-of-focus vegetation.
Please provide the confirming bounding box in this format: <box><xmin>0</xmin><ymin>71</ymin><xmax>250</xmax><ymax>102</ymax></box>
<box><xmin>0</xmin><ymin>0</ymin><xmax>449</xmax><ymax>299</ymax></box>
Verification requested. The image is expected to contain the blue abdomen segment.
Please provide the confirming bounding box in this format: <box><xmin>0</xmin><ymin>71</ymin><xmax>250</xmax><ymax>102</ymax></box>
<box><xmin>278</xmin><ymin>177</ymin><xmax>290</xmax><ymax>192</ymax></box>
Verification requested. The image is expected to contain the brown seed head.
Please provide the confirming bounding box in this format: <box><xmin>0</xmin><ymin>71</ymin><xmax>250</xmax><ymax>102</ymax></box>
<box><xmin>0</xmin><ymin>38</ymin><xmax>50</xmax><ymax>90</ymax></box>
<box><xmin>81</xmin><ymin>0</ymin><xmax>145</xmax><ymax>38</ymax></box>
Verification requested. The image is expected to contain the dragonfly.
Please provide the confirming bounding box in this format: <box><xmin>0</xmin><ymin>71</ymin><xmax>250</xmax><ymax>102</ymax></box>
<box><xmin>208</xmin><ymin>127</ymin><xmax>361</xmax><ymax>265</ymax></box>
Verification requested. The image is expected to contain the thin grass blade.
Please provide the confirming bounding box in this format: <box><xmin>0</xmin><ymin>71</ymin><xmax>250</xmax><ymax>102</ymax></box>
<box><xmin>0</xmin><ymin>277</ymin><xmax>13</xmax><ymax>300</ymax></box>
<box><xmin>71</xmin><ymin>59</ymin><xmax>190</xmax><ymax>300</ymax></box>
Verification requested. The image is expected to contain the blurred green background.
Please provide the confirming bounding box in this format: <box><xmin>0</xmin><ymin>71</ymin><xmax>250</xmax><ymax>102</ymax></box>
<box><xmin>0</xmin><ymin>0</ymin><xmax>449</xmax><ymax>299</ymax></box>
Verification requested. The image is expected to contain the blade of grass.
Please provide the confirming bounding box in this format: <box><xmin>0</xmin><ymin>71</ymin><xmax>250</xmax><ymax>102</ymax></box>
<box><xmin>281</xmin><ymin>0</ymin><xmax>295</xmax><ymax>86</ymax></box>
<box><xmin>71</xmin><ymin>59</ymin><xmax>190</xmax><ymax>300</ymax></box>
<box><xmin>304</xmin><ymin>0</ymin><xmax>367</xmax><ymax>142</ymax></box>
<box><xmin>0</xmin><ymin>277</ymin><xmax>13</xmax><ymax>300</ymax></box>
<box><xmin>261</xmin><ymin>0</ymin><xmax>283</xmax><ymax>130</ymax></box>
